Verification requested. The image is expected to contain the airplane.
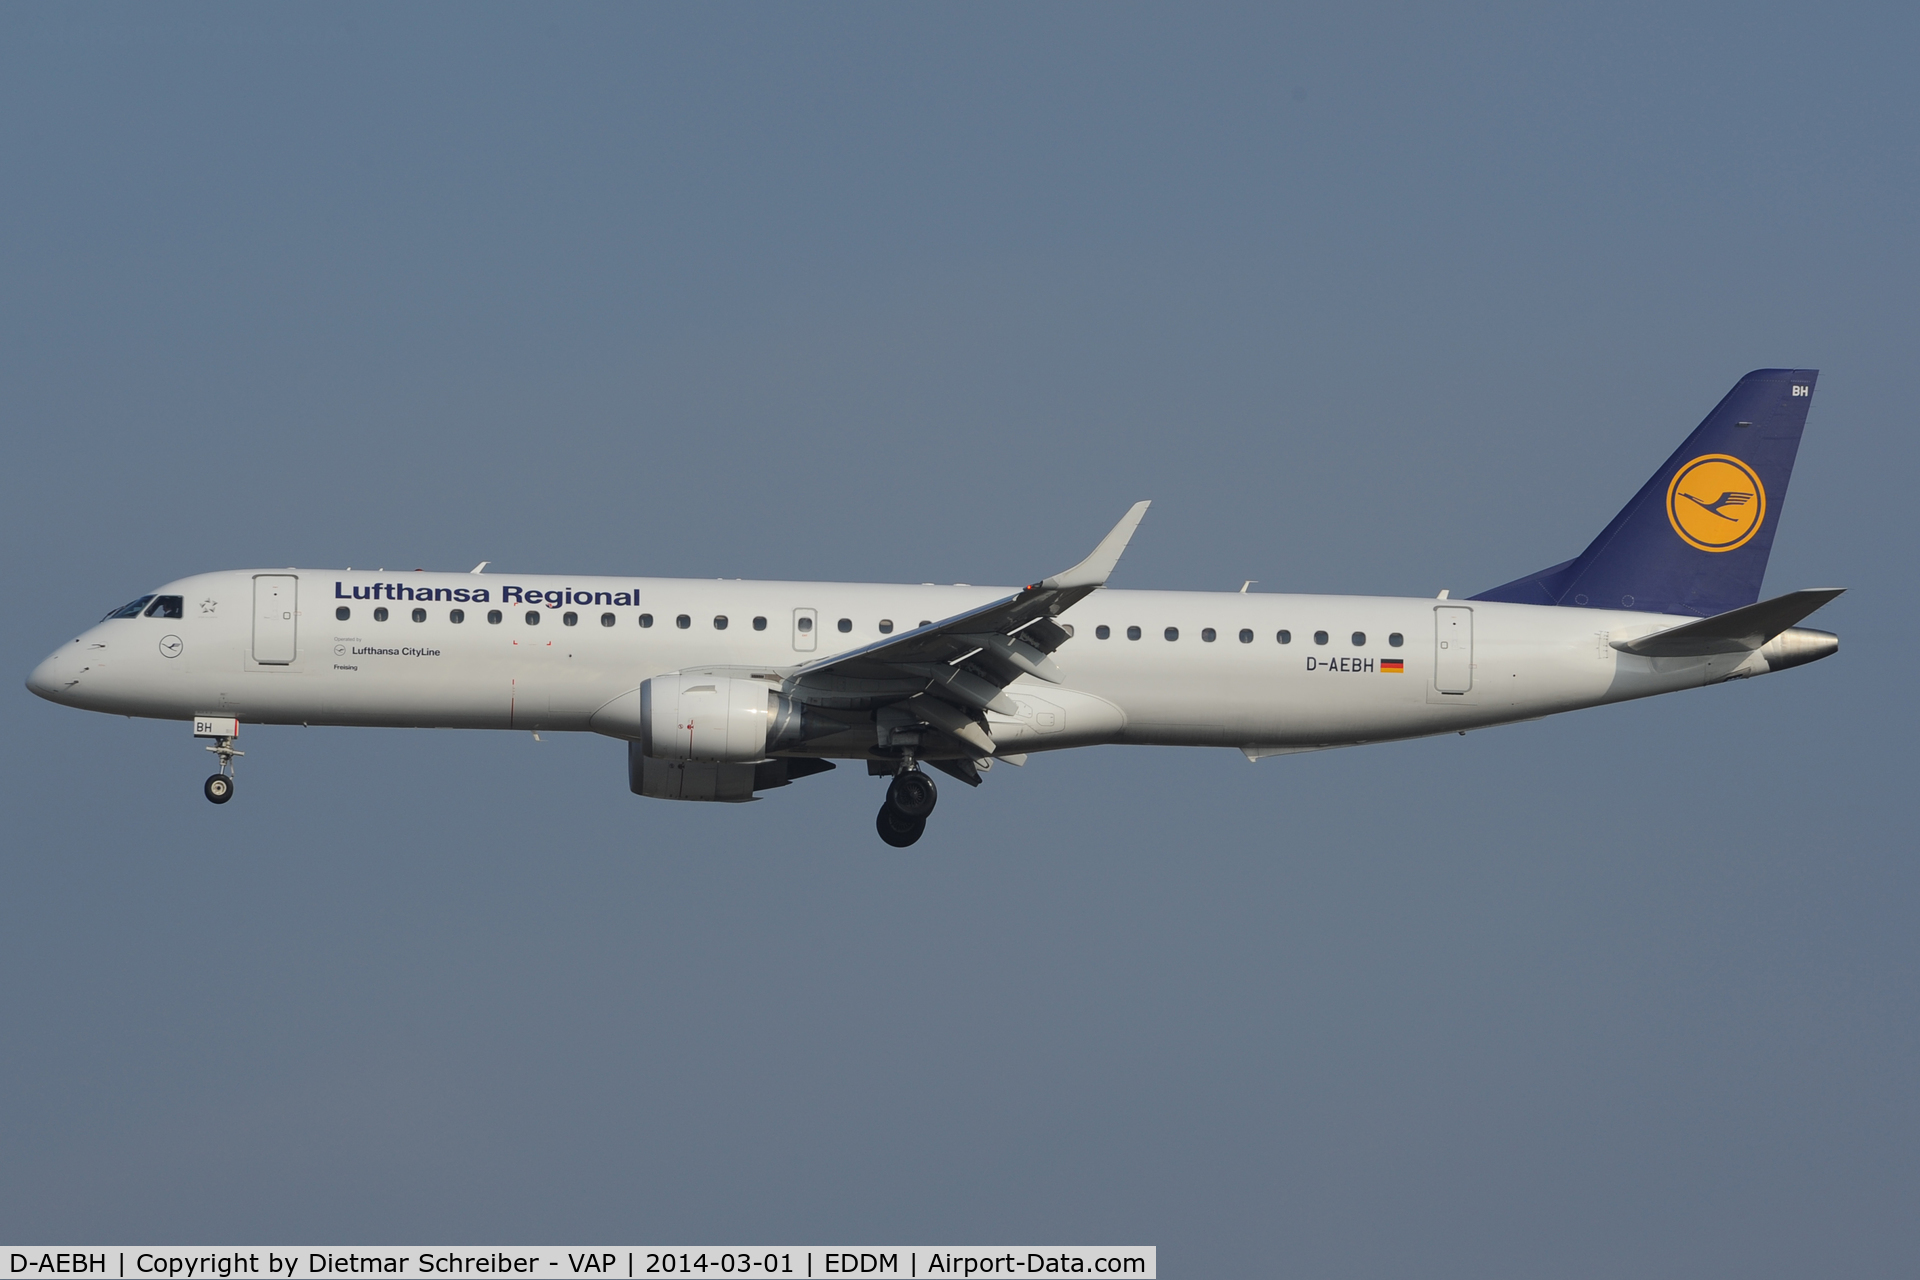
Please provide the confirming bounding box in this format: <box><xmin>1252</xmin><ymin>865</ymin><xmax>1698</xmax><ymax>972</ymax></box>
<box><xmin>27</xmin><ymin>369</ymin><xmax>1841</xmax><ymax>846</ymax></box>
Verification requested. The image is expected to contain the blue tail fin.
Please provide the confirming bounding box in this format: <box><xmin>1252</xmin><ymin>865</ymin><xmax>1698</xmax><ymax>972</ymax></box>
<box><xmin>1472</xmin><ymin>369</ymin><xmax>1818</xmax><ymax>617</ymax></box>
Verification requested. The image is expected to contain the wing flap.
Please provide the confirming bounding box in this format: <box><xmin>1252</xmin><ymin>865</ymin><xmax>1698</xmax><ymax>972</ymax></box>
<box><xmin>785</xmin><ymin>502</ymin><xmax>1150</xmax><ymax>743</ymax></box>
<box><xmin>790</xmin><ymin>501</ymin><xmax>1148</xmax><ymax>685</ymax></box>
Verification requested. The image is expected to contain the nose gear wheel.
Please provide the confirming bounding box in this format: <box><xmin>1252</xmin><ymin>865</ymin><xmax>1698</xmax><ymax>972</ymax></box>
<box><xmin>202</xmin><ymin>734</ymin><xmax>242</xmax><ymax>804</ymax></box>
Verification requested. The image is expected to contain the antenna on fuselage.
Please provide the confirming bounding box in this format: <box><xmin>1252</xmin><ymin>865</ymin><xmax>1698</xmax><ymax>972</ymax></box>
<box><xmin>471</xmin><ymin>561</ymin><xmax>489</xmax><ymax>574</ymax></box>
<box><xmin>1239</xmin><ymin>580</ymin><xmax>1256</xmax><ymax>593</ymax></box>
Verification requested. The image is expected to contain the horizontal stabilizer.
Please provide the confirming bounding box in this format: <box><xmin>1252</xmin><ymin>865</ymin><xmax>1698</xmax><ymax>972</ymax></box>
<box><xmin>1611</xmin><ymin>588</ymin><xmax>1844</xmax><ymax>657</ymax></box>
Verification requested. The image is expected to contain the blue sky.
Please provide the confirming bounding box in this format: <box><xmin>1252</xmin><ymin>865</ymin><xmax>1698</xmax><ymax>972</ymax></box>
<box><xmin>3</xmin><ymin>6</ymin><xmax>1916</xmax><ymax>1274</ymax></box>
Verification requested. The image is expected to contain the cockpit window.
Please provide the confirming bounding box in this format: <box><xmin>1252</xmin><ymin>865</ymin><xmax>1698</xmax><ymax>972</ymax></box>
<box><xmin>143</xmin><ymin>596</ymin><xmax>185</xmax><ymax>619</ymax></box>
<box><xmin>105</xmin><ymin>596</ymin><xmax>155</xmax><ymax>620</ymax></box>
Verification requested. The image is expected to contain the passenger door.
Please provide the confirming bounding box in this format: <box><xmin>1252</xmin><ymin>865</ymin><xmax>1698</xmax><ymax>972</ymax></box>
<box><xmin>252</xmin><ymin>575</ymin><xmax>298</xmax><ymax>665</ymax></box>
<box><xmin>1434</xmin><ymin>606</ymin><xmax>1473</xmax><ymax>694</ymax></box>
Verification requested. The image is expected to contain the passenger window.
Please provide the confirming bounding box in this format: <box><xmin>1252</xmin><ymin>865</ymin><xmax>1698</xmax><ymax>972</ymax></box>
<box><xmin>1096</xmin><ymin>625</ymin><xmax>1111</xmax><ymax>640</ymax></box>
<box><xmin>1313</xmin><ymin>630</ymin><xmax>1328</xmax><ymax>645</ymax></box>
<box><xmin>336</xmin><ymin>607</ymin><xmax>351</xmax><ymax>621</ymax></box>
<box><xmin>1389</xmin><ymin>632</ymin><xmax>1404</xmax><ymax>647</ymax></box>
<box><xmin>797</xmin><ymin>617</ymin><xmax>813</xmax><ymax>633</ymax></box>
<box><xmin>1126</xmin><ymin>625</ymin><xmax>1142</xmax><ymax>641</ymax></box>
<box><xmin>713</xmin><ymin>615</ymin><xmax>728</xmax><ymax>630</ymax></box>
<box><xmin>106</xmin><ymin>596</ymin><xmax>155</xmax><ymax>620</ymax></box>
<box><xmin>144</xmin><ymin>596</ymin><xmax>184</xmax><ymax>619</ymax></box>
<box><xmin>753</xmin><ymin>616</ymin><xmax>767</xmax><ymax>631</ymax></box>
<box><xmin>838</xmin><ymin>618</ymin><xmax>852</xmax><ymax>633</ymax></box>
<box><xmin>1201</xmin><ymin>628</ymin><xmax>1216</xmax><ymax>642</ymax></box>
<box><xmin>487</xmin><ymin>610</ymin><xmax>503</xmax><ymax>624</ymax></box>
<box><xmin>1277</xmin><ymin>630</ymin><xmax>1292</xmax><ymax>644</ymax></box>
<box><xmin>1164</xmin><ymin>627</ymin><xmax>1180</xmax><ymax>641</ymax></box>
<box><xmin>1238</xmin><ymin>628</ymin><xmax>1253</xmax><ymax>644</ymax></box>
<box><xmin>563</xmin><ymin>612</ymin><xmax>578</xmax><ymax>626</ymax></box>
<box><xmin>451</xmin><ymin>609</ymin><xmax>465</xmax><ymax>624</ymax></box>
<box><xmin>919</xmin><ymin>620</ymin><xmax>931</xmax><ymax>627</ymax></box>
<box><xmin>879</xmin><ymin>619</ymin><xmax>894</xmax><ymax>634</ymax></box>
<box><xmin>639</xmin><ymin>613</ymin><xmax>654</xmax><ymax>628</ymax></box>
<box><xmin>412</xmin><ymin>608</ymin><xmax>427</xmax><ymax>623</ymax></box>
<box><xmin>374</xmin><ymin>607</ymin><xmax>389</xmax><ymax>622</ymax></box>
<box><xmin>525</xmin><ymin>611</ymin><xmax>540</xmax><ymax>625</ymax></box>
<box><xmin>600</xmin><ymin>612</ymin><xmax>615</xmax><ymax>627</ymax></box>
<box><xmin>675</xmin><ymin>615</ymin><xmax>690</xmax><ymax>629</ymax></box>
<box><xmin>1351</xmin><ymin>631</ymin><xmax>1365</xmax><ymax>646</ymax></box>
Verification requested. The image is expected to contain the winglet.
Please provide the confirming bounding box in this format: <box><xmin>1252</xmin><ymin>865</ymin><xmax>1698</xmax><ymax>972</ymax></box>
<box><xmin>1041</xmin><ymin>501</ymin><xmax>1151</xmax><ymax>591</ymax></box>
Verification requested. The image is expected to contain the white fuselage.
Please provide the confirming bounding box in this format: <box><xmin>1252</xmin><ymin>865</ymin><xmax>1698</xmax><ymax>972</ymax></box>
<box><xmin>27</xmin><ymin>569</ymin><xmax>1763</xmax><ymax>755</ymax></box>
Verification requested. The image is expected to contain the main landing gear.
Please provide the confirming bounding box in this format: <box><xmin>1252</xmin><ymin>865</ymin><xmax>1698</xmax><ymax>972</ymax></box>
<box><xmin>203</xmin><ymin>736</ymin><xmax>242</xmax><ymax>805</ymax></box>
<box><xmin>876</xmin><ymin>766</ymin><xmax>938</xmax><ymax>848</ymax></box>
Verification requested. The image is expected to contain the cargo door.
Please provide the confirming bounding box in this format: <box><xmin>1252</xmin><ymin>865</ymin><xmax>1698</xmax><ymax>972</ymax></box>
<box><xmin>252</xmin><ymin>575</ymin><xmax>298</xmax><ymax>664</ymax></box>
<box><xmin>1434</xmin><ymin>606</ymin><xmax>1473</xmax><ymax>694</ymax></box>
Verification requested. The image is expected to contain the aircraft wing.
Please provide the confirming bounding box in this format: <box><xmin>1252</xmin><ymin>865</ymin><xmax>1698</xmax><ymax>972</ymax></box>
<box><xmin>782</xmin><ymin>501</ymin><xmax>1149</xmax><ymax>754</ymax></box>
<box><xmin>1610</xmin><ymin>588</ymin><xmax>1845</xmax><ymax>657</ymax></box>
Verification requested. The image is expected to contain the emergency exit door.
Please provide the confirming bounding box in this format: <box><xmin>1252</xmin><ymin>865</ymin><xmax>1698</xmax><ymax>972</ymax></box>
<box><xmin>253</xmin><ymin>575</ymin><xmax>298</xmax><ymax>664</ymax></box>
<box><xmin>1434</xmin><ymin>605</ymin><xmax>1473</xmax><ymax>693</ymax></box>
<box><xmin>792</xmin><ymin>607</ymin><xmax>817</xmax><ymax>652</ymax></box>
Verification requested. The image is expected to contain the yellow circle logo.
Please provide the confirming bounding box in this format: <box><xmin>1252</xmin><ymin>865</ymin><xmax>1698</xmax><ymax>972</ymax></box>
<box><xmin>1666</xmin><ymin>454</ymin><xmax>1766</xmax><ymax>552</ymax></box>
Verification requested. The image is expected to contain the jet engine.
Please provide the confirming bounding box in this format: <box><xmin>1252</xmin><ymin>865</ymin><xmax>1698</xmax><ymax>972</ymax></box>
<box><xmin>638</xmin><ymin>673</ymin><xmax>829</xmax><ymax>762</ymax></box>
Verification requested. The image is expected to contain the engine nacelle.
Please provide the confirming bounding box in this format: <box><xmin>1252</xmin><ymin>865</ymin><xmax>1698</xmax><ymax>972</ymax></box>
<box><xmin>633</xmin><ymin>756</ymin><xmax>760</xmax><ymax>802</ymax></box>
<box><xmin>628</xmin><ymin>747</ymin><xmax>836</xmax><ymax>803</ymax></box>
<box><xmin>638</xmin><ymin>674</ymin><xmax>825</xmax><ymax>762</ymax></box>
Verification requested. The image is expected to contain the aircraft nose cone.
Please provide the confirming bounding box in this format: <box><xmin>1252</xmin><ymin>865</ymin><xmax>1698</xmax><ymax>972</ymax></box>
<box><xmin>26</xmin><ymin>649</ymin><xmax>71</xmax><ymax>702</ymax></box>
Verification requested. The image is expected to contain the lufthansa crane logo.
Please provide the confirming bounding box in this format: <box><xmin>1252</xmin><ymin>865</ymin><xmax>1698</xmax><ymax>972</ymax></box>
<box><xmin>1666</xmin><ymin>454</ymin><xmax>1766</xmax><ymax>552</ymax></box>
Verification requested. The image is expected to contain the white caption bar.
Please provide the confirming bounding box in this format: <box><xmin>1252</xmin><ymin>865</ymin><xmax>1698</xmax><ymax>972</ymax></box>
<box><xmin>4</xmin><ymin>1251</ymin><xmax>1154</xmax><ymax>1280</ymax></box>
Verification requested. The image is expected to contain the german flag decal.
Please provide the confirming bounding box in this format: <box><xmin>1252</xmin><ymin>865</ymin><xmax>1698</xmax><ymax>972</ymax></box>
<box><xmin>1381</xmin><ymin>659</ymin><xmax>1405</xmax><ymax>673</ymax></box>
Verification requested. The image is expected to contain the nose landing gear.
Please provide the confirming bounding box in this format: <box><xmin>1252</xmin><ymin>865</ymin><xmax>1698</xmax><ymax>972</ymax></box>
<box><xmin>875</xmin><ymin>766</ymin><xmax>937</xmax><ymax>847</ymax></box>
<box><xmin>195</xmin><ymin>716</ymin><xmax>243</xmax><ymax>805</ymax></box>
<box><xmin>203</xmin><ymin>737</ymin><xmax>242</xmax><ymax>804</ymax></box>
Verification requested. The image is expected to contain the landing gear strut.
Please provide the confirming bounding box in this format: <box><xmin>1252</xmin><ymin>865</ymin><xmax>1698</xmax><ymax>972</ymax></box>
<box><xmin>203</xmin><ymin>735</ymin><xmax>241</xmax><ymax>805</ymax></box>
<box><xmin>875</xmin><ymin>763</ymin><xmax>937</xmax><ymax>847</ymax></box>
